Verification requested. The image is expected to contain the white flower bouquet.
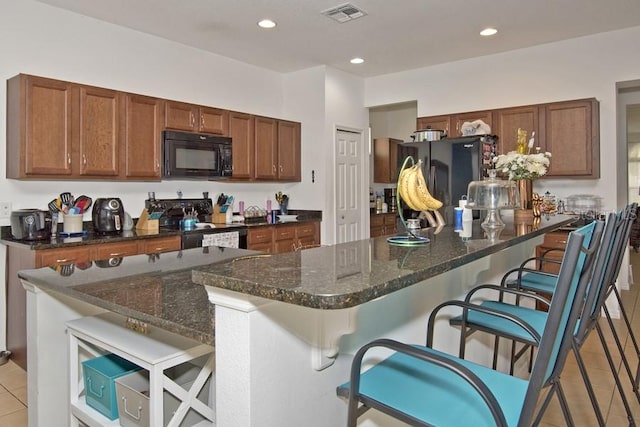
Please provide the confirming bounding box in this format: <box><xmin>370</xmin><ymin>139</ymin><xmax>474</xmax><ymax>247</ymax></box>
<box><xmin>493</xmin><ymin>151</ymin><xmax>552</xmax><ymax>180</ymax></box>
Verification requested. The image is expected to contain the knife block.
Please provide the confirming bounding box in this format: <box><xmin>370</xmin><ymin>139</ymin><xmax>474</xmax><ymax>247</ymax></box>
<box><xmin>212</xmin><ymin>205</ymin><xmax>227</xmax><ymax>224</ymax></box>
<box><xmin>135</xmin><ymin>209</ymin><xmax>159</xmax><ymax>233</ymax></box>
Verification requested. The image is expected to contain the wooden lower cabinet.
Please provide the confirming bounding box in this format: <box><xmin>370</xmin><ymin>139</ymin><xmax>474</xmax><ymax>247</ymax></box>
<box><xmin>5</xmin><ymin>235</ymin><xmax>181</xmax><ymax>371</ymax></box>
<box><xmin>370</xmin><ymin>213</ymin><xmax>398</xmax><ymax>237</ymax></box>
<box><xmin>532</xmin><ymin>230</ymin><xmax>569</xmax><ymax>310</ymax></box>
<box><xmin>247</xmin><ymin>222</ymin><xmax>321</xmax><ymax>253</ymax></box>
<box><xmin>247</xmin><ymin>226</ymin><xmax>274</xmax><ymax>253</ymax></box>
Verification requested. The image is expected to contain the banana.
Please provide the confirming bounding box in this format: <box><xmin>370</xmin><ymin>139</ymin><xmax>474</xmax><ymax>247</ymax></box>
<box><xmin>413</xmin><ymin>160</ymin><xmax>443</xmax><ymax>211</ymax></box>
<box><xmin>397</xmin><ymin>160</ymin><xmax>443</xmax><ymax>211</ymax></box>
<box><xmin>397</xmin><ymin>165</ymin><xmax>420</xmax><ymax>210</ymax></box>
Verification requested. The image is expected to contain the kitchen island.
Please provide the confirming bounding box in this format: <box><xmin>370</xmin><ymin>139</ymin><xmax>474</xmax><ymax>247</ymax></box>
<box><xmin>18</xmin><ymin>215</ymin><xmax>574</xmax><ymax>427</ymax></box>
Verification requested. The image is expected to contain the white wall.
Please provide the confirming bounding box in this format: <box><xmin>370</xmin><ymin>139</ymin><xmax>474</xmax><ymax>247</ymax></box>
<box><xmin>324</xmin><ymin>67</ymin><xmax>368</xmax><ymax>242</ymax></box>
<box><xmin>365</xmin><ymin>26</ymin><xmax>640</xmax><ymax>212</ymax></box>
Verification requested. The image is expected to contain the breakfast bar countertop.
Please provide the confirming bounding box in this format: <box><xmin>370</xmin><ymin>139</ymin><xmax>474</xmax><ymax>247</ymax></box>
<box><xmin>192</xmin><ymin>214</ymin><xmax>576</xmax><ymax>309</ymax></box>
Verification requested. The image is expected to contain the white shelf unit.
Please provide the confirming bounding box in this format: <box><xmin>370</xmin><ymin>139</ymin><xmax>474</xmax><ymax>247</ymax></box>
<box><xmin>66</xmin><ymin>312</ymin><xmax>215</xmax><ymax>427</ymax></box>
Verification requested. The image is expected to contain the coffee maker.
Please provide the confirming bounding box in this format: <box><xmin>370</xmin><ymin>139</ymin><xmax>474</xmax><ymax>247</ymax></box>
<box><xmin>92</xmin><ymin>198</ymin><xmax>124</xmax><ymax>233</ymax></box>
<box><xmin>384</xmin><ymin>188</ymin><xmax>397</xmax><ymax>212</ymax></box>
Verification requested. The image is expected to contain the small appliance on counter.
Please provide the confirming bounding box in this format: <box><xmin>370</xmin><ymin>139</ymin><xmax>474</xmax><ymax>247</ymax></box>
<box><xmin>384</xmin><ymin>188</ymin><xmax>397</xmax><ymax>212</ymax></box>
<box><xmin>10</xmin><ymin>209</ymin><xmax>52</xmax><ymax>240</ymax></box>
<box><xmin>92</xmin><ymin>198</ymin><xmax>124</xmax><ymax>233</ymax></box>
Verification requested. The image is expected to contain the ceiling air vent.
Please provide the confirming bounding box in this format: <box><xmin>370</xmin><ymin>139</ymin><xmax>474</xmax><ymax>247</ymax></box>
<box><xmin>322</xmin><ymin>3</ymin><xmax>367</xmax><ymax>23</ymax></box>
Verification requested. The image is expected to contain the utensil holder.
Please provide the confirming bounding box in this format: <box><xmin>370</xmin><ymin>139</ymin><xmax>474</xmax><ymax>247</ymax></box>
<box><xmin>135</xmin><ymin>209</ymin><xmax>159</xmax><ymax>233</ymax></box>
<box><xmin>212</xmin><ymin>205</ymin><xmax>227</xmax><ymax>224</ymax></box>
<box><xmin>63</xmin><ymin>214</ymin><xmax>84</xmax><ymax>233</ymax></box>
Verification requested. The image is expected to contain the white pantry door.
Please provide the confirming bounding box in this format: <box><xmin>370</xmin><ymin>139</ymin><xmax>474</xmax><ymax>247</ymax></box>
<box><xmin>335</xmin><ymin>129</ymin><xmax>363</xmax><ymax>243</ymax></box>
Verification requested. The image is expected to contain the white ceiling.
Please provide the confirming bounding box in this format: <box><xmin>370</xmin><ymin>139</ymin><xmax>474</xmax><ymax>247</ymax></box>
<box><xmin>35</xmin><ymin>0</ymin><xmax>640</xmax><ymax>78</ymax></box>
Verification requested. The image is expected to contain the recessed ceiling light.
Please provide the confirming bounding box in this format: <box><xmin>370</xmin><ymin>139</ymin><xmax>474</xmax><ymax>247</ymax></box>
<box><xmin>350</xmin><ymin>57</ymin><xmax>364</xmax><ymax>64</ymax></box>
<box><xmin>480</xmin><ymin>27</ymin><xmax>498</xmax><ymax>36</ymax></box>
<box><xmin>258</xmin><ymin>19</ymin><xmax>277</xmax><ymax>29</ymax></box>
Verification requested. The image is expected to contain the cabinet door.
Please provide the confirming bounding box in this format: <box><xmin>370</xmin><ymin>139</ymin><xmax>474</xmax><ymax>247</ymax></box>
<box><xmin>123</xmin><ymin>94</ymin><xmax>163</xmax><ymax>179</ymax></box>
<box><xmin>199</xmin><ymin>107</ymin><xmax>229</xmax><ymax>135</ymax></box>
<box><xmin>165</xmin><ymin>100</ymin><xmax>197</xmax><ymax>131</ymax></box>
<box><xmin>296</xmin><ymin>222</ymin><xmax>320</xmax><ymax>250</ymax></box>
<box><xmin>374</xmin><ymin>138</ymin><xmax>403</xmax><ymax>183</ymax></box>
<box><xmin>416</xmin><ymin>115</ymin><xmax>451</xmax><ymax>137</ymax></box>
<box><xmin>78</xmin><ymin>86</ymin><xmax>120</xmax><ymax>176</ymax></box>
<box><xmin>273</xmin><ymin>225</ymin><xmax>296</xmax><ymax>253</ymax></box>
<box><xmin>248</xmin><ymin>227</ymin><xmax>273</xmax><ymax>251</ymax></box>
<box><xmin>277</xmin><ymin>120</ymin><xmax>301</xmax><ymax>181</ymax></box>
<box><xmin>254</xmin><ymin>116</ymin><xmax>278</xmax><ymax>180</ymax></box>
<box><xmin>14</xmin><ymin>75</ymin><xmax>76</xmax><ymax>177</ymax></box>
<box><xmin>229</xmin><ymin>112</ymin><xmax>255</xmax><ymax>179</ymax></box>
<box><xmin>451</xmin><ymin>111</ymin><xmax>494</xmax><ymax>137</ymax></box>
<box><xmin>494</xmin><ymin>106</ymin><xmax>539</xmax><ymax>155</ymax></box>
<box><xmin>543</xmin><ymin>99</ymin><xmax>599</xmax><ymax>178</ymax></box>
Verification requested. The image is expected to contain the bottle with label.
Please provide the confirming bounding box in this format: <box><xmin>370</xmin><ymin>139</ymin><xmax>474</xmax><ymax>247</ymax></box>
<box><xmin>376</xmin><ymin>195</ymin><xmax>383</xmax><ymax>213</ymax></box>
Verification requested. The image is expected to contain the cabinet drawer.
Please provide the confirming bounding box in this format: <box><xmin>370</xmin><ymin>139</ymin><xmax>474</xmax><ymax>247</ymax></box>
<box><xmin>36</xmin><ymin>247</ymin><xmax>91</xmax><ymax>267</ymax></box>
<box><xmin>296</xmin><ymin>223</ymin><xmax>316</xmax><ymax>238</ymax></box>
<box><xmin>139</xmin><ymin>236</ymin><xmax>181</xmax><ymax>254</ymax></box>
<box><xmin>248</xmin><ymin>227</ymin><xmax>272</xmax><ymax>244</ymax></box>
<box><xmin>94</xmin><ymin>241</ymin><xmax>139</xmax><ymax>259</ymax></box>
<box><xmin>274</xmin><ymin>225</ymin><xmax>296</xmax><ymax>241</ymax></box>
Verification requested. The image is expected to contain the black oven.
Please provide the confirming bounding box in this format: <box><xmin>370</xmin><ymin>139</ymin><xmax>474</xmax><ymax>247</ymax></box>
<box><xmin>163</xmin><ymin>130</ymin><xmax>232</xmax><ymax>179</ymax></box>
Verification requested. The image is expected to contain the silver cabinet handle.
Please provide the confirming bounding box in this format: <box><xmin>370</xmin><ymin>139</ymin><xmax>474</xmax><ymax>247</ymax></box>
<box><xmin>67</xmin><ymin>154</ymin><xmax>71</xmax><ymax>165</ymax></box>
<box><xmin>82</xmin><ymin>154</ymin><xmax>87</xmax><ymax>166</ymax></box>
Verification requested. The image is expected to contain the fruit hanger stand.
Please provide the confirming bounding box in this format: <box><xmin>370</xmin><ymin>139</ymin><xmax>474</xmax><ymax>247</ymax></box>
<box><xmin>388</xmin><ymin>156</ymin><xmax>443</xmax><ymax>247</ymax></box>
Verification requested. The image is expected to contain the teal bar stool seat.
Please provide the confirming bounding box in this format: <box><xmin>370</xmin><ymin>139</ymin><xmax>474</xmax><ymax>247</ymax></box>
<box><xmin>447</xmin><ymin>208</ymin><xmax>638</xmax><ymax>426</ymax></box>
<box><xmin>337</xmin><ymin>225</ymin><xmax>594</xmax><ymax>427</ymax></box>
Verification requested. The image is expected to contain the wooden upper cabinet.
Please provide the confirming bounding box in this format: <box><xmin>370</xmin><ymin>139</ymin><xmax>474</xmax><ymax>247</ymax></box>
<box><xmin>199</xmin><ymin>106</ymin><xmax>229</xmax><ymax>135</ymax></box>
<box><xmin>254</xmin><ymin>116</ymin><xmax>278</xmax><ymax>180</ymax></box>
<box><xmin>416</xmin><ymin>115</ymin><xmax>451</xmax><ymax>137</ymax></box>
<box><xmin>542</xmin><ymin>98</ymin><xmax>599</xmax><ymax>178</ymax></box>
<box><xmin>7</xmin><ymin>74</ymin><xmax>75</xmax><ymax>178</ymax></box>
<box><xmin>416</xmin><ymin>98</ymin><xmax>600</xmax><ymax>179</ymax></box>
<box><xmin>228</xmin><ymin>111</ymin><xmax>255</xmax><ymax>179</ymax></box>
<box><xmin>79</xmin><ymin>86</ymin><xmax>120</xmax><ymax>176</ymax></box>
<box><xmin>494</xmin><ymin>106</ymin><xmax>540</xmax><ymax>155</ymax></box>
<box><xmin>277</xmin><ymin>120</ymin><xmax>301</xmax><ymax>181</ymax></box>
<box><xmin>164</xmin><ymin>100</ymin><xmax>229</xmax><ymax>135</ymax></box>
<box><xmin>6</xmin><ymin>73</ymin><xmax>300</xmax><ymax>182</ymax></box>
<box><xmin>123</xmin><ymin>94</ymin><xmax>163</xmax><ymax>179</ymax></box>
<box><xmin>374</xmin><ymin>138</ymin><xmax>417</xmax><ymax>183</ymax></box>
<box><xmin>451</xmin><ymin>111</ymin><xmax>494</xmax><ymax>137</ymax></box>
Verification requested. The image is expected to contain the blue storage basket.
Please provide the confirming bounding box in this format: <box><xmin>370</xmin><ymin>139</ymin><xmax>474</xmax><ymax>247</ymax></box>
<box><xmin>82</xmin><ymin>354</ymin><xmax>141</xmax><ymax>420</ymax></box>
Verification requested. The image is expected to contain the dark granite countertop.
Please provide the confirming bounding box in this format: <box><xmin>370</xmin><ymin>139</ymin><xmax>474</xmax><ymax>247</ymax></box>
<box><xmin>192</xmin><ymin>215</ymin><xmax>576</xmax><ymax>310</ymax></box>
<box><xmin>18</xmin><ymin>246</ymin><xmax>255</xmax><ymax>344</ymax></box>
<box><xmin>0</xmin><ymin>209</ymin><xmax>322</xmax><ymax>250</ymax></box>
<box><xmin>16</xmin><ymin>213</ymin><xmax>574</xmax><ymax>344</ymax></box>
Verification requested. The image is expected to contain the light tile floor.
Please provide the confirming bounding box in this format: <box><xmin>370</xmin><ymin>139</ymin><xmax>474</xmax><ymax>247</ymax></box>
<box><xmin>537</xmin><ymin>250</ymin><xmax>640</xmax><ymax>426</ymax></box>
<box><xmin>0</xmin><ymin>359</ymin><xmax>27</xmax><ymax>427</ymax></box>
<box><xmin>2</xmin><ymin>252</ymin><xmax>640</xmax><ymax>426</ymax></box>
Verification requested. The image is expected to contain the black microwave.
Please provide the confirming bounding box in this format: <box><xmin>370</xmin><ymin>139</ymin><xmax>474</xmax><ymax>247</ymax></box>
<box><xmin>162</xmin><ymin>130</ymin><xmax>233</xmax><ymax>179</ymax></box>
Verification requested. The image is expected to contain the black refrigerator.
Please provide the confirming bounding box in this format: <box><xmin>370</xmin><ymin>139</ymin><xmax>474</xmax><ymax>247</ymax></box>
<box><xmin>420</xmin><ymin>135</ymin><xmax>497</xmax><ymax>224</ymax></box>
